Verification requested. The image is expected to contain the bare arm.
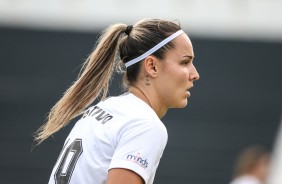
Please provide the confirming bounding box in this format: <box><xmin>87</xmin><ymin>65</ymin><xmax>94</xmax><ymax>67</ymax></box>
<box><xmin>106</xmin><ymin>168</ymin><xmax>144</xmax><ymax>184</ymax></box>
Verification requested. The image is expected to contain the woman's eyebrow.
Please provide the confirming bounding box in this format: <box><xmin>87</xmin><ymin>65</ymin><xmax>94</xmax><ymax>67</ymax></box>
<box><xmin>181</xmin><ymin>55</ymin><xmax>194</xmax><ymax>59</ymax></box>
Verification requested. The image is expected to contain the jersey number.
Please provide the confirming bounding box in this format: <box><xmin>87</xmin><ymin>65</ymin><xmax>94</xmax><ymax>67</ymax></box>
<box><xmin>55</xmin><ymin>139</ymin><xmax>83</xmax><ymax>184</ymax></box>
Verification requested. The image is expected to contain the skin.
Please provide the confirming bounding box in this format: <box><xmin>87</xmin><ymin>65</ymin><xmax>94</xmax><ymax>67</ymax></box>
<box><xmin>107</xmin><ymin>33</ymin><xmax>200</xmax><ymax>184</ymax></box>
<box><xmin>107</xmin><ymin>169</ymin><xmax>144</xmax><ymax>184</ymax></box>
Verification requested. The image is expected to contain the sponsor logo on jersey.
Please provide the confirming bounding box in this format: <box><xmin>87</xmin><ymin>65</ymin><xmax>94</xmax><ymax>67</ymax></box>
<box><xmin>82</xmin><ymin>106</ymin><xmax>113</xmax><ymax>124</ymax></box>
<box><xmin>126</xmin><ymin>153</ymin><xmax>148</xmax><ymax>168</ymax></box>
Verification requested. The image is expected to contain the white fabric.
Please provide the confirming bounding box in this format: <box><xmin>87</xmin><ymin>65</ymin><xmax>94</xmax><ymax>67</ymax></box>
<box><xmin>125</xmin><ymin>30</ymin><xmax>184</xmax><ymax>68</ymax></box>
<box><xmin>229</xmin><ymin>175</ymin><xmax>263</xmax><ymax>184</ymax></box>
<box><xmin>48</xmin><ymin>93</ymin><xmax>168</xmax><ymax>184</ymax></box>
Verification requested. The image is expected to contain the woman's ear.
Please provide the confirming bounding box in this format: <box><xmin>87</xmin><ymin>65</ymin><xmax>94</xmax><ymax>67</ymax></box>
<box><xmin>143</xmin><ymin>56</ymin><xmax>158</xmax><ymax>78</ymax></box>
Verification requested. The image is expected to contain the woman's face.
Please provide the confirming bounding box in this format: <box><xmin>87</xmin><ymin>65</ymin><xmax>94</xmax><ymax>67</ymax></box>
<box><xmin>155</xmin><ymin>33</ymin><xmax>200</xmax><ymax>109</ymax></box>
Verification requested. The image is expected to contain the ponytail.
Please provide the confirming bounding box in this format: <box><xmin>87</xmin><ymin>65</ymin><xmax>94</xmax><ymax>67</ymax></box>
<box><xmin>35</xmin><ymin>24</ymin><xmax>127</xmax><ymax>144</ymax></box>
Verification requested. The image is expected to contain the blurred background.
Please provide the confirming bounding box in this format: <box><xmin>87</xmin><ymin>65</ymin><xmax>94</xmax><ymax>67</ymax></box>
<box><xmin>0</xmin><ymin>0</ymin><xmax>282</xmax><ymax>183</ymax></box>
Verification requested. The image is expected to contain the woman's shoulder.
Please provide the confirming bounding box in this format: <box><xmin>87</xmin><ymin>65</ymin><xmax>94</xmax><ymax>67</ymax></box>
<box><xmin>100</xmin><ymin>93</ymin><xmax>159</xmax><ymax>120</ymax></box>
<box><xmin>81</xmin><ymin>93</ymin><xmax>165</xmax><ymax>135</ymax></box>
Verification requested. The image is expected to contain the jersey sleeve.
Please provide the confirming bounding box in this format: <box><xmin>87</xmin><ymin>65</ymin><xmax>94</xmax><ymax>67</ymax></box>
<box><xmin>108</xmin><ymin>119</ymin><xmax>168</xmax><ymax>184</ymax></box>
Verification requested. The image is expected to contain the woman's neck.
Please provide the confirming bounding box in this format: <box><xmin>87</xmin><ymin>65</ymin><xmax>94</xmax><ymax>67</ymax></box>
<box><xmin>128</xmin><ymin>85</ymin><xmax>167</xmax><ymax>118</ymax></box>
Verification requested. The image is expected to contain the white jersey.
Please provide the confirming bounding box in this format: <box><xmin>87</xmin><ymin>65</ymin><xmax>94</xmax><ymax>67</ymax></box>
<box><xmin>48</xmin><ymin>93</ymin><xmax>168</xmax><ymax>184</ymax></box>
<box><xmin>229</xmin><ymin>175</ymin><xmax>263</xmax><ymax>184</ymax></box>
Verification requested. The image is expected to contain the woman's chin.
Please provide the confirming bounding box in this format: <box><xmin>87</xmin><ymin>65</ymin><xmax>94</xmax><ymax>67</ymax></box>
<box><xmin>173</xmin><ymin>99</ymin><xmax>188</xmax><ymax>108</ymax></box>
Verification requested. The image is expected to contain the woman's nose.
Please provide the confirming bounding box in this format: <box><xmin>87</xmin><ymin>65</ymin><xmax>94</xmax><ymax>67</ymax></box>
<box><xmin>190</xmin><ymin>65</ymin><xmax>200</xmax><ymax>81</ymax></box>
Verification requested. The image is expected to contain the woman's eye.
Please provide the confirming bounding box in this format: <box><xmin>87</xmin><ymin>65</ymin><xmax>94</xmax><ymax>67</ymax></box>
<box><xmin>181</xmin><ymin>61</ymin><xmax>190</xmax><ymax>65</ymax></box>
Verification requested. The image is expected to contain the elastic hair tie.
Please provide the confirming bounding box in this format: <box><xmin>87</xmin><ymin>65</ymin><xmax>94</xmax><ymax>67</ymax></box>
<box><xmin>125</xmin><ymin>30</ymin><xmax>184</xmax><ymax>68</ymax></box>
<box><xmin>125</xmin><ymin>25</ymin><xmax>133</xmax><ymax>35</ymax></box>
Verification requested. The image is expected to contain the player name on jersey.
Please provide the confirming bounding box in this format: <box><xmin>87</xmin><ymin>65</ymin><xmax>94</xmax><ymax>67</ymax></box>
<box><xmin>82</xmin><ymin>105</ymin><xmax>113</xmax><ymax>124</ymax></box>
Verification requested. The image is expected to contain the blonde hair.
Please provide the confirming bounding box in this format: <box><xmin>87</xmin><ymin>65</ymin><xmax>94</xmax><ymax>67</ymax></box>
<box><xmin>35</xmin><ymin>24</ymin><xmax>127</xmax><ymax>144</ymax></box>
<box><xmin>35</xmin><ymin>19</ymin><xmax>181</xmax><ymax>144</ymax></box>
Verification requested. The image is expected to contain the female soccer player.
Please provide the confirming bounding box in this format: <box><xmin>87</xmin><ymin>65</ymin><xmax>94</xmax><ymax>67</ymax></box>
<box><xmin>35</xmin><ymin>18</ymin><xmax>200</xmax><ymax>184</ymax></box>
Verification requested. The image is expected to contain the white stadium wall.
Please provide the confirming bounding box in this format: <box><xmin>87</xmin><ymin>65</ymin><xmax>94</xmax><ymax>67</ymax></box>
<box><xmin>0</xmin><ymin>0</ymin><xmax>282</xmax><ymax>42</ymax></box>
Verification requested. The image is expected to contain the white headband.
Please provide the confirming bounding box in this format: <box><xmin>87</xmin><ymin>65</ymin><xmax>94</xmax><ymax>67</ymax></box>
<box><xmin>125</xmin><ymin>30</ymin><xmax>184</xmax><ymax>68</ymax></box>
